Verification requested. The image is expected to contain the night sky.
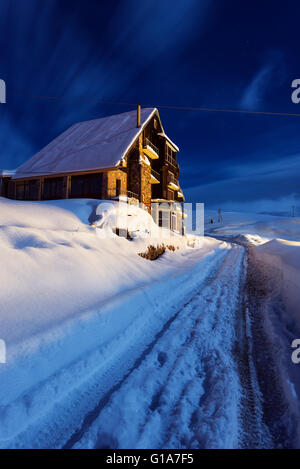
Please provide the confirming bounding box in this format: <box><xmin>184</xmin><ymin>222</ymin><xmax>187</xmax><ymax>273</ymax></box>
<box><xmin>1</xmin><ymin>0</ymin><xmax>300</xmax><ymax>213</ymax></box>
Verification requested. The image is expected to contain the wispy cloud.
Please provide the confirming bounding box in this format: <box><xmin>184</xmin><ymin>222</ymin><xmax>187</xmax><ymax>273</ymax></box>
<box><xmin>240</xmin><ymin>51</ymin><xmax>285</xmax><ymax>110</ymax></box>
<box><xmin>240</xmin><ymin>65</ymin><xmax>274</xmax><ymax>109</ymax></box>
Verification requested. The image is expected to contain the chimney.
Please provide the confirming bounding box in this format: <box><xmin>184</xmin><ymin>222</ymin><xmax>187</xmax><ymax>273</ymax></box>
<box><xmin>137</xmin><ymin>104</ymin><xmax>141</xmax><ymax>128</ymax></box>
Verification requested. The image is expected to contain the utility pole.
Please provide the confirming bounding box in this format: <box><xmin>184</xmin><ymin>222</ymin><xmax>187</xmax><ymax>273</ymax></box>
<box><xmin>292</xmin><ymin>205</ymin><xmax>295</xmax><ymax>217</ymax></box>
<box><xmin>218</xmin><ymin>208</ymin><xmax>223</xmax><ymax>223</ymax></box>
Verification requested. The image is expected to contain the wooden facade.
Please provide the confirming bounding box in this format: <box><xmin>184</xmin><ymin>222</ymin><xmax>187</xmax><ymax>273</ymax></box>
<box><xmin>0</xmin><ymin>108</ymin><xmax>185</xmax><ymax>231</ymax></box>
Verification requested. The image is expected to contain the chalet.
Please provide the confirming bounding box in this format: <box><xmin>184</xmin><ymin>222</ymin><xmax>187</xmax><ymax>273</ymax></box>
<box><xmin>0</xmin><ymin>106</ymin><xmax>185</xmax><ymax>233</ymax></box>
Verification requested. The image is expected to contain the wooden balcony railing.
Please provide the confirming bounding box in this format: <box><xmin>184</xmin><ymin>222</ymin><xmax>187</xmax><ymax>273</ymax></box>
<box><xmin>107</xmin><ymin>188</ymin><xmax>139</xmax><ymax>200</ymax></box>
<box><xmin>151</xmin><ymin>168</ymin><xmax>160</xmax><ymax>182</ymax></box>
<box><xmin>168</xmin><ymin>173</ymin><xmax>179</xmax><ymax>188</ymax></box>
<box><xmin>127</xmin><ymin>190</ymin><xmax>139</xmax><ymax>199</ymax></box>
<box><xmin>145</xmin><ymin>138</ymin><xmax>159</xmax><ymax>156</ymax></box>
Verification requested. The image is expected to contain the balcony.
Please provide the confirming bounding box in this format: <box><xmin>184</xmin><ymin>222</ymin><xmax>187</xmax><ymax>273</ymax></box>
<box><xmin>165</xmin><ymin>153</ymin><xmax>177</xmax><ymax>167</ymax></box>
<box><xmin>167</xmin><ymin>173</ymin><xmax>179</xmax><ymax>191</ymax></box>
<box><xmin>150</xmin><ymin>168</ymin><xmax>160</xmax><ymax>184</ymax></box>
<box><xmin>107</xmin><ymin>187</ymin><xmax>139</xmax><ymax>201</ymax></box>
<box><xmin>143</xmin><ymin>138</ymin><xmax>159</xmax><ymax>160</ymax></box>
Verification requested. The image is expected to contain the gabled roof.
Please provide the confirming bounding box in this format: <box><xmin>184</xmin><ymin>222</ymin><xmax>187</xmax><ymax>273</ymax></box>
<box><xmin>13</xmin><ymin>108</ymin><xmax>158</xmax><ymax>180</ymax></box>
<box><xmin>157</xmin><ymin>132</ymin><xmax>179</xmax><ymax>152</ymax></box>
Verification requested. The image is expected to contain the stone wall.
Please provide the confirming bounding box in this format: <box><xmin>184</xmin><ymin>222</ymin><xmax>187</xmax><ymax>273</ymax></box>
<box><xmin>127</xmin><ymin>147</ymin><xmax>141</xmax><ymax>198</ymax></box>
<box><xmin>105</xmin><ymin>169</ymin><xmax>127</xmax><ymax>198</ymax></box>
<box><xmin>140</xmin><ymin>163</ymin><xmax>151</xmax><ymax>212</ymax></box>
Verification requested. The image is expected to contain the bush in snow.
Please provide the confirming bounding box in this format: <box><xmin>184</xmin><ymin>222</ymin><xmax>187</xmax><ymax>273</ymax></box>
<box><xmin>138</xmin><ymin>244</ymin><xmax>166</xmax><ymax>260</ymax></box>
<box><xmin>138</xmin><ymin>244</ymin><xmax>178</xmax><ymax>260</ymax></box>
<box><xmin>166</xmin><ymin>245</ymin><xmax>177</xmax><ymax>251</ymax></box>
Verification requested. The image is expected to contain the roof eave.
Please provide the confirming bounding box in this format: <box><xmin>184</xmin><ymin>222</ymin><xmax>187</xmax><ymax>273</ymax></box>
<box><xmin>157</xmin><ymin>132</ymin><xmax>179</xmax><ymax>152</ymax></box>
<box><xmin>121</xmin><ymin>108</ymin><xmax>159</xmax><ymax>161</ymax></box>
<box><xmin>12</xmin><ymin>166</ymin><xmax>121</xmax><ymax>180</ymax></box>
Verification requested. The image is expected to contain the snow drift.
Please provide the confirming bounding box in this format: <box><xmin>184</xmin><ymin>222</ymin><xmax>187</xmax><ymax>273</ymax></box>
<box><xmin>0</xmin><ymin>196</ymin><xmax>222</xmax><ymax>447</ymax></box>
<box><xmin>256</xmin><ymin>239</ymin><xmax>300</xmax><ymax>323</ymax></box>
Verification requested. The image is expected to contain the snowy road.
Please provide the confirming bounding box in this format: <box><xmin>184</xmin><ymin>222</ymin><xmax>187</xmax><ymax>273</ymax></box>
<box><xmin>2</xmin><ymin>239</ymin><xmax>295</xmax><ymax>449</ymax></box>
<box><xmin>67</xmin><ymin>244</ymin><xmax>247</xmax><ymax>449</ymax></box>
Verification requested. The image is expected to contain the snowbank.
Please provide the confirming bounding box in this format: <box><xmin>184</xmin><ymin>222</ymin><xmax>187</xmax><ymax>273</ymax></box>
<box><xmin>256</xmin><ymin>239</ymin><xmax>300</xmax><ymax>324</ymax></box>
<box><xmin>205</xmin><ymin>209</ymin><xmax>300</xmax><ymax>322</ymax></box>
<box><xmin>92</xmin><ymin>199</ymin><xmax>190</xmax><ymax>251</ymax></box>
<box><xmin>0</xmin><ymin>197</ymin><xmax>193</xmax><ymax>346</ymax></box>
<box><xmin>250</xmin><ymin>239</ymin><xmax>300</xmax><ymax>445</ymax></box>
<box><xmin>205</xmin><ymin>209</ymin><xmax>300</xmax><ymax>244</ymax></box>
<box><xmin>0</xmin><ymin>197</ymin><xmax>221</xmax><ymax>447</ymax></box>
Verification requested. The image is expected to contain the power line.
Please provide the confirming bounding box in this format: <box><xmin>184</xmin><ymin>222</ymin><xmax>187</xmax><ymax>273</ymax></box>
<box><xmin>5</xmin><ymin>93</ymin><xmax>300</xmax><ymax>190</ymax></box>
<box><xmin>189</xmin><ymin>179</ymin><xmax>300</xmax><ymax>188</ymax></box>
<box><xmin>11</xmin><ymin>93</ymin><xmax>300</xmax><ymax>118</ymax></box>
<box><xmin>6</xmin><ymin>170</ymin><xmax>300</xmax><ymax>189</ymax></box>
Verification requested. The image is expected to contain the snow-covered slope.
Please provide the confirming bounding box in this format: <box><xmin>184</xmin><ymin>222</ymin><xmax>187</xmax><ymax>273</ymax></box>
<box><xmin>205</xmin><ymin>209</ymin><xmax>300</xmax><ymax>244</ymax></box>
<box><xmin>206</xmin><ymin>209</ymin><xmax>300</xmax><ymax>322</ymax></box>
<box><xmin>256</xmin><ymin>238</ymin><xmax>300</xmax><ymax>322</ymax></box>
<box><xmin>0</xmin><ymin>197</ymin><xmax>192</xmax><ymax>345</ymax></box>
<box><xmin>0</xmin><ymin>197</ymin><xmax>226</xmax><ymax>448</ymax></box>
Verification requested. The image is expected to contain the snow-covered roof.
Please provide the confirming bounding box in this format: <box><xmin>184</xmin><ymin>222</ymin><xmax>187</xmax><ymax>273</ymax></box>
<box><xmin>13</xmin><ymin>108</ymin><xmax>158</xmax><ymax>180</ymax></box>
<box><xmin>157</xmin><ymin>132</ymin><xmax>179</xmax><ymax>152</ymax></box>
<box><xmin>0</xmin><ymin>169</ymin><xmax>15</xmax><ymax>177</ymax></box>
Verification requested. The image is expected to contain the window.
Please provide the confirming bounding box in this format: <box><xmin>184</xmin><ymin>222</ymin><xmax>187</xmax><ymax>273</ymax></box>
<box><xmin>171</xmin><ymin>212</ymin><xmax>177</xmax><ymax>231</ymax></box>
<box><xmin>43</xmin><ymin>177</ymin><xmax>63</xmax><ymax>200</ymax></box>
<box><xmin>70</xmin><ymin>173</ymin><xmax>103</xmax><ymax>198</ymax></box>
<box><xmin>16</xmin><ymin>183</ymin><xmax>25</xmax><ymax>200</ymax></box>
<box><xmin>159</xmin><ymin>211</ymin><xmax>162</xmax><ymax>227</ymax></box>
<box><xmin>28</xmin><ymin>180</ymin><xmax>37</xmax><ymax>200</ymax></box>
<box><xmin>167</xmin><ymin>146</ymin><xmax>173</xmax><ymax>158</ymax></box>
<box><xmin>166</xmin><ymin>145</ymin><xmax>177</xmax><ymax>165</ymax></box>
<box><xmin>16</xmin><ymin>180</ymin><xmax>38</xmax><ymax>200</ymax></box>
<box><xmin>158</xmin><ymin>210</ymin><xmax>170</xmax><ymax>229</ymax></box>
<box><xmin>116</xmin><ymin>179</ymin><xmax>121</xmax><ymax>197</ymax></box>
<box><xmin>0</xmin><ymin>178</ymin><xmax>9</xmax><ymax>197</ymax></box>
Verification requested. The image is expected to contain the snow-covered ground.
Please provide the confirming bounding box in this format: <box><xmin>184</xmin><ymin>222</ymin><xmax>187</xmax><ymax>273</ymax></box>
<box><xmin>205</xmin><ymin>209</ymin><xmax>300</xmax><ymax>331</ymax></box>
<box><xmin>0</xmin><ymin>197</ymin><xmax>188</xmax><ymax>346</ymax></box>
<box><xmin>0</xmin><ymin>197</ymin><xmax>234</xmax><ymax>448</ymax></box>
<box><xmin>205</xmin><ymin>210</ymin><xmax>300</xmax><ymax>324</ymax></box>
<box><xmin>205</xmin><ymin>209</ymin><xmax>300</xmax><ymax>243</ymax></box>
<box><xmin>1</xmin><ymin>199</ymin><xmax>300</xmax><ymax>448</ymax></box>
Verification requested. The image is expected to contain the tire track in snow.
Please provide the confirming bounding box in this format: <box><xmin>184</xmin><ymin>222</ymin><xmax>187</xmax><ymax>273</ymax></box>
<box><xmin>3</xmin><ymin>247</ymin><xmax>231</xmax><ymax>449</ymax></box>
<box><xmin>157</xmin><ymin>246</ymin><xmax>244</xmax><ymax>449</ymax></box>
<box><xmin>73</xmin><ymin>245</ymin><xmax>245</xmax><ymax>449</ymax></box>
<box><xmin>137</xmin><ymin>246</ymin><xmax>244</xmax><ymax>449</ymax></box>
<box><xmin>212</xmin><ymin>237</ymin><xmax>296</xmax><ymax>448</ymax></box>
<box><xmin>60</xmin><ymin>247</ymin><xmax>231</xmax><ymax>449</ymax></box>
<box><xmin>235</xmin><ymin>292</ymin><xmax>274</xmax><ymax>449</ymax></box>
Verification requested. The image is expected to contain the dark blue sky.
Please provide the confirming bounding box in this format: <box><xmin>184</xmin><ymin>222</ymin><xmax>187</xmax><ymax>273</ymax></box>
<box><xmin>1</xmin><ymin>0</ymin><xmax>300</xmax><ymax>212</ymax></box>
